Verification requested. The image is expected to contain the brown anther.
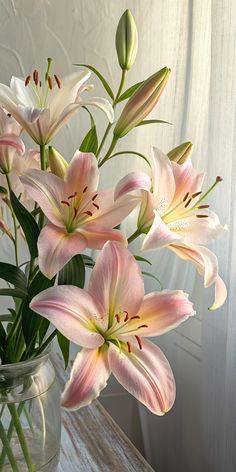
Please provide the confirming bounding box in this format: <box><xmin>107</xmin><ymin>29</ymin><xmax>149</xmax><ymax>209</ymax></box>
<box><xmin>48</xmin><ymin>76</ymin><xmax>53</xmax><ymax>90</ymax></box>
<box><xmin>115</xmin><ymin>314</ymin><xmax>121</xmax><ymax>323</ymax></box>
<box><xmin>127</xmin><ymin>341</ymin><xmax>132</xmax><ymax>353</ymax></box>
<box><xmin>73</xmin><ymin>208</ymin><xmax>78</xmax><ymax>219</ymax></box>
<box><xmin>39</xmin><ymin>81</ymin><xmax>42</xmax><ymax>87</ymax></box>
<box><xmin>68</xmin><ymin>192</ymin><xmax>77</xmax><ymax>199</ymax></box>
<box><xmin>216</xmin><ymin>176</ymin><xmax>223</xmax><ymax>182</ymax></box>
<box><xmin>7</xmin><ymin>113</ymin><xmax>11</xmax><ymax>117</ymax></box>
<box><xmin>124</xmin><ymin>311</ymin><xmax>129</xmax><ymax>322</ymax></box>
<box><xmin>198</xmin><ymin>205</ymin><xmax>210</xmax><ymax>209</ymax></box>
<box><xmin>184</xmin><ymin>198</ymin><xmax>192</xmax><ymax>208</ymax></box>
<box><xmin>130</xmin><ymin>315</ymin><xmax>141</xmax><ymax>320</ymax></box>
<box><xmin>93</xmin><ymin>203</ymin><xmax>99</xmax><ymax>210</ymax></box>
<box><xmin>54</xmin><ymin>74</ymin><xmax>61</xmax><ymax>88</ymax></box>
<box><xmin>84</xmin><ymin>211</ymin><xmax>93</xmax><ymax>217</ymax></box>
<box><xmin>196</xmin><ymin>214</ymin><xmax>209</xmax><ymax>218</ymax></box>
<box><xmin>135</xmin><ymin>335</ymin><xmax>142</xmax><ymax>350</ymax></box>
<box><xmin>191</xmin><ymin>191</ymin><xmax>202</xmax><ymax>198</ymax></box>
<box><xmin>183</xmin><ymin>192</ymin><xmax>189</xmax><ymax>202</ymax></box>
<box><xmin>83</xmin><ymin>186</ymin><xmax>88</xmax><ymax>193</ymax></box>
<box><xmin>25</xmin><ymin>75</ymin><xmax>31</xmax><ymax>86</ymax></box>
<box><xmin>33</xmin><ymin>70</ymin><xmax>39</xmax><ymax>85</ymax></box>
<box><xmin>138</xmin><ymin>324</ymin><xmax>148</xmax><ymax>329</ymax></box>
<box><xmin>61</xmin><ymin>200</ymin><xmax>70</xmax><ymax>207</ymax></box>
<box><xmin>92</xmin><ymin>194</ymin><xmax>98</xmax><ymax>201</ymax></box>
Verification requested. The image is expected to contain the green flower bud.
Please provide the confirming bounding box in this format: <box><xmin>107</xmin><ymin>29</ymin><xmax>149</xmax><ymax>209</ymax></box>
<box><xmin>48</xmin><ymin>146</ymin><xmax>68</xmax><ymax>179</ymax></box>
<box><xmin>114</xmin><ymin>67</ymin><xmax>170</xmax><ymax>138</ymax></box>
<box><xmin>116</xmin><ymin>10</ymin><xmax>138</xmax><ymax>71</ymax></box>
<box><xmin>167</xmin><ymin>141</ymin><xmax>193</xmax><ymax>165</ymax></box>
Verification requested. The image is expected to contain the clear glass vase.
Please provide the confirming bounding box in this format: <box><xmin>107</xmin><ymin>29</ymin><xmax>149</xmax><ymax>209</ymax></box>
<box><xmin>0</xmin><ymin>351</ymin><xmax>61</xmax><ymax>471</ymax></box>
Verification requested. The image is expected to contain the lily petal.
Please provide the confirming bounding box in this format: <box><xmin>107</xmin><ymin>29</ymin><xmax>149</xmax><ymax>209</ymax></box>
<box><xmin>30</xmin><ymin>286</ymin><xmax>104</xmax><ymax>348</ymax></box>
<box><xmin>151</xmin><ymin>147</ymin><xmax>176</xmax><ymax>207</ymax></box>
<box><xmin>170</xmin><ymin>242</ymin><xmax>227</xmax><ymax>309</ymax></box>
<box><xmin>108</xmin><ymin>339</ymin><xmax>176</xmax><ymax>415</ymax></box>
<box><xmin>141</xmin><ymin>211</ymin><xmax>183</xmax><ymax>251</ymax></box>
<box><xmin>78</xmin><ymin>96</ymin><xmax>114</xmax><ymax>123</ymax></box>
<box><xmin>131</xmin><ymin>290</ymin><xmax>195</xmax><ymax>337</ymax></box>
<box><xmin>61</xmin><ymin>348</ymin><xmax>110</xmax><ymax>410</ymax></box>
<box><xmin>0</xmin><ymin>134</ymin><xmax>25</xmax><ymax>155</ymax></box>
<box><xmin>114</xmin><ymin>171</ymin><xmax>151</xmax><ymax>200</ymax></box>
<box><xmin>80</xmin><ymin>226</ymin><xmax>126</xmax><ymax>249</ymax></box>
<box><xmin>89</xmin><ymin>189</ymin><xmax>140</xmax><ymax>228</ymax></box>
<box><xmin>38</xmin><ymin>224</ymin><xmax>87</xmax><ymax>279</ymax></box>
<box><xmin>138</xmin><ymin>190</ymin><xmax>156</xmax><ymax>231</ymax></box>
<box><xmin>65</xmin><ymin>150</ymin><xmax>99</xmax><ymax>195</ymax></box>
<box><xmin>88</xmin><ymin>241</ymin><xmax>144</xmax><ymax>320</ymax></box>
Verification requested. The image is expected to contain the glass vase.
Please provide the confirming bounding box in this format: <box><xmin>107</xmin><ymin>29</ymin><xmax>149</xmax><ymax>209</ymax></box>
<box><xmin>0</xmin><ymin>351</ymin><xmax>61</xmax><ymax>471</ymax></box>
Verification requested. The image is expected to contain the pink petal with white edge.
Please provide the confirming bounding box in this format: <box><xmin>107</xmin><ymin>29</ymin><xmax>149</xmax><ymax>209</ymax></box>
<box><xmin>65</xmin><ymin>151</ymin><xmax>99</xmax><ymax>196</ymax></box>
<box><xmin>141</xmin><ymin>211</ymin><xmax>183</xmax><ymax>251</ymax></box>
<box><xmin>20</xmin><ymin>169</ymin><xmax>65</xmax><ymax>227</ymax></box>
<box><xmin>170</xmin><ymin>242</ymin><xmax>227</xmax><ymax>309</ymax></box>
<box><xmin>114</xmin><ymin>171</ymin><xmax>151</xmax><ymax>200</ymax></box>
<box><xmin>78</xmin><ymin>96</ymin><xmax>114</xmax><ymax>123</ymax></box>
<box><xmin>38</xmin><ymin>224</ymin><xmax>87</xmax><ymax>279</ymax></box>
<box><xmin>61</xmin><ymin>347</ymin><xmax>110</xmax><ymax>410</ymax></box>
<box><xmin>80</xmin><ymin>226</ymin><xmax>126</xmax><ymax>249</ymax></box>
<box><xmin>30</xmin><ymin>286</ymin><xmax>104</xmax><ymax>348</ymax></box>
<box><xmin>108</xmin><ymin>339</ymin><xmax>176</xmax><ymax>415</ymax></box>
<box><xmin>0</xmin><ymin>134</ymin><xmax>25</xmax><ymax>154</ymax></box>
<box><xmin>171</xmin><ymin>209</ymin><xmax>227</xmax><ymax>245</ymax></box>
<box><xmin>89</xmin><ymin>191</ymin><xmax>140</xmax><ymax>228</ymax></box>
<box><xmin>170</xmin><ymin>159</ymin><xmax>204</xmax><ymax>207</ymax></box>
<box><xmin>88</xmin><ymin>241</ymin><xmax>144</xmax><ymax>321</ymax></box>
<box><xmin>151</xmin><ymin>147</ymin><xmax>176</xmax><ymax>206</ymax></box>
<box><xmin>132</xmin><ymin>290</ymin><xmax>195</xmax><ymax>337</ymax></box>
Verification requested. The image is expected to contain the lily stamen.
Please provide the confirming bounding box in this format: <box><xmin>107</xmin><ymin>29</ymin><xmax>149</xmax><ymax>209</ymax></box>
<box><xmin>135</xmin><ymin>335</ymin><xmax>142</xmax><ymax>350</ymax></box>
<box><xmin>25</xmin><ymin>75</ymin><xmax>31</xmax><ymax>86</ymax></box>
<box><xmin>93</xmin><ymin>203</ymin><xmax>99</xmax><ymax>210</ymax></box>
<box><xmin>184</xmin><ymin>198</ymin><xmax>192</xmax><ymax>208</ymax></box>
<box><xmin>92</xmin><ymin>194</ymin><xmax>98</xmax><ymax>201</ymax></box>
<box><xmin>61</xmin><ymin>200</ymin><xmax>70</xmax><ymax>207</ymax></box>
<box><xmin>83</xmin><ymin>186</ymin><xmax>88</xmax><ymax>193</ymax></box>
<box><xmin>54</xmin><ymin>74</ymin><xmax>61</xmax><ymax>88</ymax></box>
<box><xmin>183</xmin><ymin>192</ymin><xmax>189</xmax><ymax>202</ymax></box>
<box><xmin>127</xmin><ymin>341</ymin><xmax>132</xmax><ymax>353</ymax></box>
<box><xmin>68</xmin><ymin>192</ymin><xmax>77</xmax><ymax>199</ymax></box>
<box><xmin>48</xmin><ymin>76</ymin><xmax>53</xmax><ymax>90</ymax></box>
<box><xmin>198</xmin><ymin>204</ymin><xmax>210</xmax><ymax>209</ymax></box>
<box><xmin>196</xmin><ymin>214</ymin><xmax>209</xmax><ymax>218</ymax></box>
<box><xmin>115</xmin><ymin>314</ymin><xmax>121</xmax><ymax>323</ymax></box>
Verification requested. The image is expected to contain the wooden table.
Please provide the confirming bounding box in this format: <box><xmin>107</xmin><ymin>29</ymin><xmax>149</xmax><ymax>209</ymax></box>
<box><xmin>53</xmin><ymin>355</ymin><xmax>155</xmax><ymax>472</ymax></box>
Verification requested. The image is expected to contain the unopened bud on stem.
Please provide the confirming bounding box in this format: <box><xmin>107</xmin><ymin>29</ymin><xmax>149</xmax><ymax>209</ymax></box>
<box><xmin>48</xmin><ymin>146</ymin><xmax>68</xmax><ymax>179</ymax></box>
<box><xmin>167</xmin><ymin>141</ymin><xmax>193</xmax><ymax>164</ymax></box>
<box><xmin>116</xmin><ymin>10</ymin><xmax>138</xmax><ymax>71</ymax></box>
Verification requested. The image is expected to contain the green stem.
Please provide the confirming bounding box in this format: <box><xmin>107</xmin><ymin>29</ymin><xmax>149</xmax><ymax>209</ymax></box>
<box><xmin>33</xmin><ymin>329</ymin><xmax>57</xmax><ymax>358</ymax></box>
<box><xmin>97</xmin><ymin>70</ymin><xmax>127</xmax><ymax>158</ymax></box>
<box><xmin>8</xmin><ymin>404</ymin><xmax>35</xmax><ymax>472</ymax></box>
<box><xmin>39</xmin><ymin>144</ymin><xmax>46</xmax><ymax>229</ymax></box>
<box><xmin>0</xmin><ymin>418</ymin><xmax>20</xmax><ymax>471</ymax></box>
<box><xmin>128</xmin><ymin>229</ymin><xmax>141</xmax><ymax>245</ymax></box>
<box><xmin>0</xmin><ymin>403</ymin><xmax>25</xmax><ymax>469</ymax></box>
<box><xmin>98</xmin><ymin>136</ymin><xmax>118</xmax><ymax>168</ymax></box>
<box><xmin>5</xmin><ymin>173</ymin><xmax>19</xmax><ymax>266</ymax></box>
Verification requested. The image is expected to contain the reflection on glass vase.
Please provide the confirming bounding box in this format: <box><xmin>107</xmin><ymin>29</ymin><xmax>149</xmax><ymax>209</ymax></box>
<box><xmin>0</xmin><ymin>350</ymin><xmax>61</xmax><ymax>471</ymax></box>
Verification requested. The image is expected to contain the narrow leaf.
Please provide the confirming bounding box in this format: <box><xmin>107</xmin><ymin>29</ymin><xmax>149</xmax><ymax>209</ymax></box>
<box><xmin>117</xmin><ymin>81</ymin><xmax>143</xmax><ymax>102</ymax></box>
<box><xmin>81</xmin><ymin>106</ymin><xmax>95</xmax><ymax>127</ymax></box>
<box><xmin>80</xmin><ymin>125</ymin><xmax>98</xmax><ymax>154</ymax></box>
<box><xmin>58</xmin><ymin>254</ymin><xmax>85</xmax><ymax>288</ymax></box>
<box><xmin>74</xmin><ymin>64</ymin><xmax>114</xmax><ymax>100</ymax></box>
<box><xmin>10</xmin><ymin>191</ymin><xmax>40</xmax><ymax>258</ymax></box>
<box><xmin>57</xmin><ymin>332</ymin><xmax>70</xmax><ymax>369</ymax></box>
<box><xmin>0</xmin><ymin>262</ymin><xmax>27</xmax><ymax>290</ymax></box>
<box><xmin>82</xmin><ymin>254</ymin><xmax>95</xmax><ymax>268</ymax></box>
<box><xmin>142</xmin><ymin>271</ymin><xmax>163</xmax><ymax>290</ymax></box>
<box><xmin>0</xmin><ymin>288</ymin><xmax>27</xmax><ymax>298</ymax></box>
<box><xmin>0</xmin><ymin>185</ymin><xmax>7</xmax><ymax>195</ymax></box>
<box><xmin>107</xmin><ymin>151</ymin><xmax>151</xmax><ymax>167</ymax></box>
<box><xmin>136</xmin><ymin>119</ymin><xmax>172</xmax><ymax>127</ymax></box>
<box><xmin>134</xmin><ymin>256</ymin><xmax>152</xmax><ymax>266</ymax></box>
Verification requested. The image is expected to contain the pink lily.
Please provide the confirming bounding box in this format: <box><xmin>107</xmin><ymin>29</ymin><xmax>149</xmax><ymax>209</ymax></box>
<box><xmin>115</xmin><ymin>147</ymin><xmax>227</xmax><ymax>310</ymax></box>
<box><xmin>0</xmin><ymin>107</ymin><xmax>25</xmax><ymax>173</ymax></box>
<box><xmin>0</xmin><ymin>65</ymin><xmax>113</xmax><ymax>145</ymax></box>
<box><xmin>30</xmin><ymin>241</ymin><xmax>195</xmax><ymax>414</ymax></box>
<box><xmin>20</xmin><ymin>151</ymin><xmax>139</xmax><ymax>279</ymax></box>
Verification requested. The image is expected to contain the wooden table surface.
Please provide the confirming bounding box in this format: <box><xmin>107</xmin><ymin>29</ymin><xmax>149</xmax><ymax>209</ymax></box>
<box><xmin>53</xmin><ymin>355</ymin><xmax>155</xmax><ymax>472</ymax></box>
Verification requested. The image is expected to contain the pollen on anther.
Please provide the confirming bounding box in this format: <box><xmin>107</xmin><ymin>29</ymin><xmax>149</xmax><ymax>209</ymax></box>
<box><xmin>191</xmin><ymin>191</ymin><xmax>202</xmax><ymax>198</ymax></box>
<box><xmin>73</xmin><ymin>208</ymin><xmax>78</xmax><ymax>219</ymax></box>
<box><xmin>124</xmin><ymin>311</ymin><xmax>129</xmax><ymax>322</ymax></box>
<box><xmin>33</xmin><ymin>70</ymin><xmax>39</xmax><ymax>85</ymax></box>
<box><xmin>92</xmin><ymin>194</ymin><xmax>98</xmax><ymax>201</ymax></box>
<box><xmin>115</xmin><ymin>314</ymin><xmax>121</xmax><ymax>323</ymax></box>
<box><xmin>138</xmin><ymin>324</ymin><xmax>148</xmax><ymax>329</ymax></box>
<box><xmin>84</xmin><ymin>210</ymin><xmax>92</xmax><ymax>217</ymax></box>
<box><xmin>183</xmin><ymin>192</ymin><xmax>189</xmax><ymax>202</ymax></box>
<box><xmin>93</xmin><ymin>203</ymin><xmax>99</xmax><ymax>210</ymax></box>
<box><xmin>48</xmin><ymin>76</ymin><xmax>53</xmax><ymax>90</ymax></box>
<box><xmin>68</xmin><ymin>192</ymin><xmax>77</xmax><ymax>199</ymax></box>
<box><xmin>135</xmin><ymin>335</ymin><xmax>142</xmax><ymax>350</ymax></box>
<box><xmin>184</xmin><ymin>198</ymin><xmax>192</xmax><ymax>208</ymax></box>
<box><xmin>83</xmin><ymin>186</ymin><xmax>88</xmax><ymax>193</ymax></box>
<box><xmin>61</xmin><ymin>200</ymin><xmax>70</xmax><ymax>207</ymax></box>
<box><xmin>25</xmin><ymin>75</ymin><xmax>31</xmax><ymax>86</ymax></box>
<box><xmin>130</xmin><ymin>315</ymin><xmax>141</xmax><ymax>320</ymax></box>
<box><xmin>198</xmin><ymin>205</ymin><xmax>210</xmax><ymax>209</ymax></box>
<box><xmin>127</xmin><ymin>341</ymin><xmax>132</xmax><ymax>353</ymax></box>
<box><xmin>54</xmin><ymin>74</ymin><xmax>61</xmax><ymax>88</ymax></box>
<box><xmin>196</xmin><ymin>214</ymin><xmax>209</xmax><ymax>218</ymax></box>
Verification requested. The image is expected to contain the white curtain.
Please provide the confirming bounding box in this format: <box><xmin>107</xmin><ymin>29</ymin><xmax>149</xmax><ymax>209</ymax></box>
<box><xmin>0</xmin><ymin>1</ymin><xmax>235</xmax><ymax>471</ymax></box>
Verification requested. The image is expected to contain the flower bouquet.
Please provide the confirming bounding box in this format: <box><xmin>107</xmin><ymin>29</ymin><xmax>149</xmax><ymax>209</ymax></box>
<box><xmin>0</xmin><ymin>9</ymin><xmax>227</xmax><ymax>472</ymax></box>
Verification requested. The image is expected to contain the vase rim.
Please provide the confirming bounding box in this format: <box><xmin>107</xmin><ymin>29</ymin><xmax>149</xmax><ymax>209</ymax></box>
<box><xmin>0</xmin><ymin>344</ymin><xmax>52</xmax><ymax>371</ymax></box>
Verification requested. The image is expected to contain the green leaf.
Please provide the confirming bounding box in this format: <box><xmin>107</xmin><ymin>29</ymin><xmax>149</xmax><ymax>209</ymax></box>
<box><xmin>117</xmin><ymin>81</ymin><xmax>143</xmax><ymax>102</ymax></box>
<box><xmin>10</xmin><ymin>191</ymin><xmax>40</xmax><ymax>258</ymax></box>
<box><xmin>0</xmin><ymin>314</ymin><xmax>13</xmax><ymax>322</ymax></box>
<box><xmin>134</xmin><ymin>256</ymin><xmax>152</xmax><ymax>266</ymax></box>
<box><xmin>80</xmin><ymin>125</ymin><xmax>98</xmax><ymax>154</ymax></box>
<box><xmin>142</xmin><ymin>271</ymin><xmax>163</xmax><ymax>290</ymax></box>
<box><xmin>57</xmin><ymin>332</ymin><xmax>70</xmax><ymax>369</ymax></box>
<box><xmin>0</xmin><ymin>288</ymin><xmax>27</xmax><ymax>298</ymax></box>
<box><xmin>58</xmin><ymin>254</ymin><xmax>85</xmax><ymax>288</ymax></box>
<box><xmin>108</xmin><ymin>151</ymin><xmax>151</xmax><ymax>167</ymax></box>
<box><xmin>0</xmin><ymin>185</ymin><xmax>7</xmax><ymax>195</ymax></box>
<box><xmin>81</xmin><ymin>106</ymin><xmax>95</xmax><ymax>127</ymax></box>
<box><xmin>0</xmin><ymin>262</ymin><xmax>27</xmax><ymax>291</ymax></box>
<box><xmin>82</xmin><ymin>254</ymin><xmax>95</xmax><ymax>268</ymax></box>
<box><xmin>136</xmin><ymin>119</ymin><xmax>172</xmax><ymax>127</ymax></box>
<box><xmin>74</xmin><ymin>64</ymin><xmax>114</xmax><ymax>100</ymax></box>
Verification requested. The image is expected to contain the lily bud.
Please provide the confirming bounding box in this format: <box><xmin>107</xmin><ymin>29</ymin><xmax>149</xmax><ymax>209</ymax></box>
<box><xmin>114</xmin><ymin>67</ymin><xmax>170</xmax><ymax>138</ymax></box>
<box><xmin>167</xmin><ymin>141</ymin><xmax>193</xmax><ymax>165</ymax></box>
<box><xmin>48</xmin><ymin>146</ymin><xmax>68</xmax><ymax>179</ymax></box>
<box><xmin>116</xmin><ymin>10</ymin><xmax>138</xmax><ymax>71</ymax></box>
